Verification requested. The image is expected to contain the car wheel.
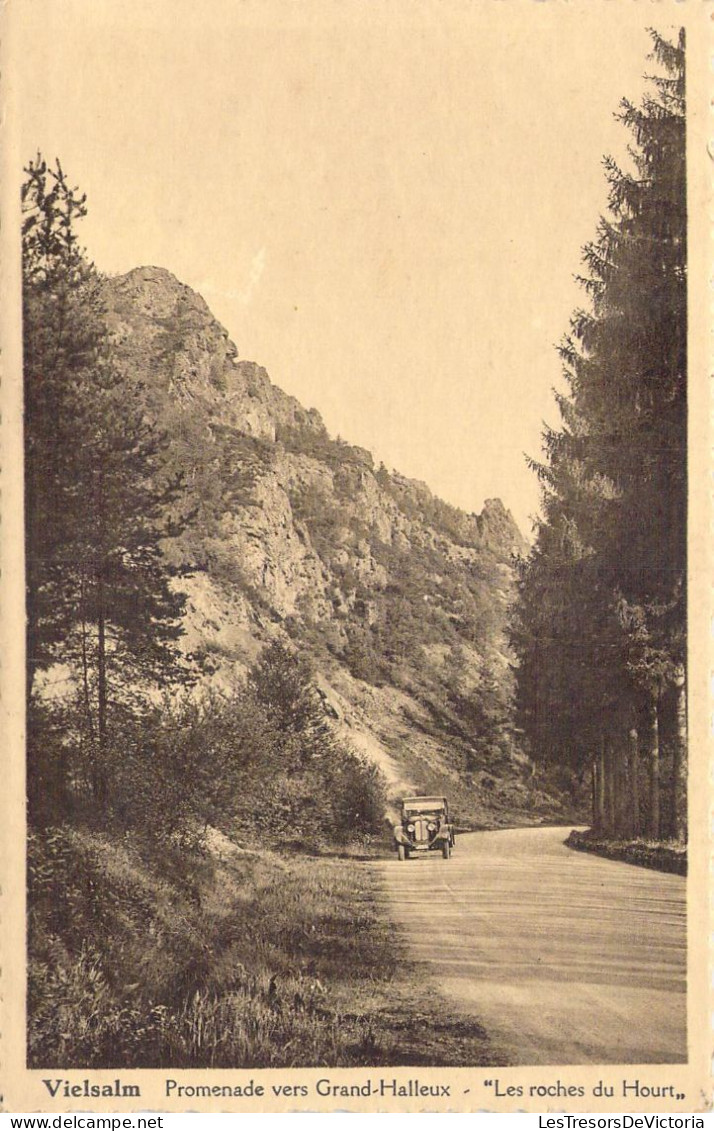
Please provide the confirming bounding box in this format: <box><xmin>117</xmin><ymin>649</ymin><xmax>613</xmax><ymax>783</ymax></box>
<box><xmin>397</xmin><ymin>844</ymin><xmax>406</xmax><ymax>861</ymax></box>
<box><xmin>442</xmin><ymin>841</ymin><xmax>451</xmax><ymax>859</ymax></box>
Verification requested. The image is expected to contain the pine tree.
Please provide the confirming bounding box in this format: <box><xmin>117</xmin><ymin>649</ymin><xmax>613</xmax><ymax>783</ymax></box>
<box><xmin>23</xmin><ymin>156</ymin><xmax>187</xmax><ymax>811</ymax></box>
<box><xmin>23</xmin><ymin>155</ymin><xmax>96</xmax><ymax>692</ymax></box>
<box><xmin>248</xmin><ymin>640</ymin><xmax>334</xmax><ymax>763</ymax></box>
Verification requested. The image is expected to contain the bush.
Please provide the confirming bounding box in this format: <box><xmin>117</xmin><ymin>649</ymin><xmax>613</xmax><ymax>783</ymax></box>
<box><xmin>103</xmin><ymin>689</ymin><xmax>287</xmax><ymax>851</ymax></box>
<box><xmin>96</xmin><ymin>644</ymin><xmax>387</xmax><ymax>851</ymax></box>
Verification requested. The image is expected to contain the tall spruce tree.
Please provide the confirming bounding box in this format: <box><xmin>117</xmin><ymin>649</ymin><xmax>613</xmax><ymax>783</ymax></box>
<box><xmin>511</xmin><ymin>30</ymin><xmax>686</xmax><ymax>840</ymax></box>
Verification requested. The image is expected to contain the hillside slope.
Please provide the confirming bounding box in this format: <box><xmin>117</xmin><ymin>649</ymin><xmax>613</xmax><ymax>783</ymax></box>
<box><xmin>102</xmin><ymin>265</ymin><xmax>563</xmax><ymax>826</ymax></box>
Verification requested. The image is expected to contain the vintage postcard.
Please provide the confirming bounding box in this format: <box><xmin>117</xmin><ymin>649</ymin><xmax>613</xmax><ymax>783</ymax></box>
<box><xmin>1</xmin><ymin>0</ymin><xmax>711</xmax><ymax>1115</ymax></box>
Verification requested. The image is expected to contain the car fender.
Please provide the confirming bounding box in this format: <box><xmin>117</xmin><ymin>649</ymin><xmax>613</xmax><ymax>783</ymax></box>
<box><xmin>432</xmin><ymin>824</ymin><xmax>452</xmax><ymax>843</ymax></box>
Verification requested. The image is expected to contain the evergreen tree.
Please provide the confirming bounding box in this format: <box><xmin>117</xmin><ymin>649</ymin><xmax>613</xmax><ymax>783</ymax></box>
<box><xmin>23</xmin><ymin>155</ymin><xmax>186</xmax><ymax>811</ymax></box>
<box><xmin>512</xmin><ymin>31</ymin><xmax>686</xmax><ymax>840</ymax></box>
<box><xmin>248</xmin><ymin>639</ymin><xmax>333</xmax><ymax>762</ymax></box>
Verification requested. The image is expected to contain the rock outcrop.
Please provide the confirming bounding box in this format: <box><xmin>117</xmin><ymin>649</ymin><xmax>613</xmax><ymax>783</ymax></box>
<box><xmin>101</xmin><ymin>266</ymin><xmax>556</xmax><ymax>824</ymax></box>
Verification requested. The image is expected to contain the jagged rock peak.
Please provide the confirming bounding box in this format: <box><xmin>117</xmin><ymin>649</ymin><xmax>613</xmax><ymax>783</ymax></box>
<box><xmin>477</xmin><ymin>498</ymin><xmax>527</xmax><ymax>555</ymax></box>
<box><xmin>102</xmin><ymin>265</ymin><xmax>328</xmax><ymax>442</ymax></box>
<box><xmin>103</xmin><ymin>266</ymin><xmax>525</xmax><ymax>555</ymax></box>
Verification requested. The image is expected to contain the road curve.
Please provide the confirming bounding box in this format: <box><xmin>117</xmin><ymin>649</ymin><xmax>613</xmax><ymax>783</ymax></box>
<box><xmin>376</xmin><ymin>826</ymin><xmax>686</xmax><ymax>1065</ymax></box>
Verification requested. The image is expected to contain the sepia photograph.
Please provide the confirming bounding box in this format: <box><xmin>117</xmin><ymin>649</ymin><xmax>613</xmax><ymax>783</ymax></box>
<box><xmin>1</xmin><ymin>0</ymin><xmax>709</xmax><ymax>1114</ymax></box>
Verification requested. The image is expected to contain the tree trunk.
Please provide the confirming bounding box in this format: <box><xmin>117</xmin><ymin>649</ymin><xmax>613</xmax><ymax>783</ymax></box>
<box><xmin>613</xmin><ymin>740</ymin><xmax>628</xmax><ymax>838</ymax></box>
<box><xmin>95</xmin><ymin>566</ymin><xmax>108</xmax><ymax>809</ymax></box>
<box><xmin>629</xmin><ymin>726</ymin><xmax>640</xmax><ymax>838</ymax></box>
<box><xmin>669</xmin><ymin>666</ymin><xmax>687</xmax><ymax>841</ymax></box>
<box><xmin>596</xmin><ymin>743</ymin><xmax>606</xmax><ymax>832</ymax></box>
<box><xmin>94</xmin><ymin>463</ymin><xmax>109</xmax><ymax>810</ymax></box>
<box><xmin>80</xmin><ymin>570</ymin><xmax>95</xmax><ymax>738</ymax></box>
<box><xmin>97</xmin><ymin>573</ymin><xmax>106</xmax><ymax>743</ymax></box>
<box><xmin>644</xmin><ymin>699</ymin><xmax>660</xmax><ymax>839</ymax></box>
<box><xmin>605</xmin><ymin>738</ymin><xmax>616</xmax><ymax>835</ymax></box>
<box><xmin>596</xmin><ymin>737</ymin><xmax>612</xmax><ymax>835</ymax></box>
<box><xmin>25</xmin><ymin>521</ymin><xmax>45</xmax><ymax>706</ymax></box>
<box><xmin>26</xmin><ymin>619</ymin><xmax>38</xmax><ymax>707</ymax></box>
<box><xmin>25</xmin><ymin>449</ymin><xmax>43</xmax><ymax>708</ymax></box>
<box><xmin>79</xmin><ymin>569</ymin><xmax>98</xmax><ymax>801</ymax></box>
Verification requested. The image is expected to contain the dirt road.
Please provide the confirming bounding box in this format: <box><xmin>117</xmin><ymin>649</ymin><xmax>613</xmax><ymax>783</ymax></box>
<box><xmin>376</xmin><ymin>826</ymin><xmax>686</xmax><ymax>1064</ymax></box>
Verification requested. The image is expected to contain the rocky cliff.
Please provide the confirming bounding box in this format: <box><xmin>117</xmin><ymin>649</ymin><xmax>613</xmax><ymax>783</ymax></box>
<box><xmin>102</xmin><ymin>266</ymin><xmax>560</xmax><ymax>825</ymax></box>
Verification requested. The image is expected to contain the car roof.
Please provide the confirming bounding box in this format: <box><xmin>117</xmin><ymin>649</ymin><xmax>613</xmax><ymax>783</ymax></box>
<box><xmin>401</xmin><ymin>796</ymin><xmax>446</xmax><ymax>806</ymax></box>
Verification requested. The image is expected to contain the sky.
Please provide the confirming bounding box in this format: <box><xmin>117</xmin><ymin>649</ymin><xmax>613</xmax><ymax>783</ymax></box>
<box><xmin>12</xmin><ymin>0</ymin><xmax>669</xmax><ymax>536</ymax></box>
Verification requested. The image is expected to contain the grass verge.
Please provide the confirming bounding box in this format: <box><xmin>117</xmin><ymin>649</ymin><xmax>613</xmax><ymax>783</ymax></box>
<box><xmin>29</xmin><ymin>824</ymin><xmax>493</xmax><ymax>1068</ymax></box>
<box><xmin>564</xmin><ymin>828</ymin><xmax>686</xmax><ymax>875</ymax></box>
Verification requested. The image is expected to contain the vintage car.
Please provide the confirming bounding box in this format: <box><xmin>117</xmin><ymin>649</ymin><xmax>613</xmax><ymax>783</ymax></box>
<box><xmin>393</xmin><ymin>795</ymin><xmax>455</xmax><ymax>860</ymax></box>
